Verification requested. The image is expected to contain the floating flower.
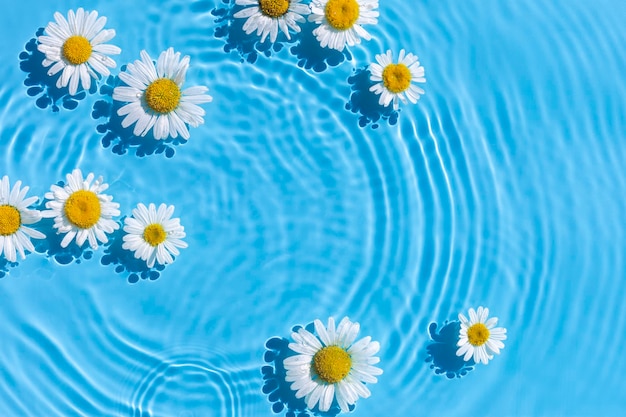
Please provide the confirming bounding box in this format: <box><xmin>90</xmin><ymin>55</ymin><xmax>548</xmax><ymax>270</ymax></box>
<box><xmin>42</xmin><ymin>169</ymin><xmax>120</xmax><ymax>249</ymax></box>
<box><xmin>308</xmin><ymin>0</ymin><xmax>379</xmax><ymax>51</ymax></box>
<box><xmin>456</xmin><ymin>306</ymin><xmax>507</xmax><ymax>365</ymax></box>
<box><xmin>283</xmin><ymin>317</ymin><xmax>382</xmax><ymax>412</ymax></box>
<box><xmin>369</xmin><ymin>49</ymin><xmax>426</xmax><ymax>110</ymax></box>
<box><xmin>122</xmin><ymin>203</ymin><xmax>187</xmax><ymax>268</ymax></box>
<box><xmin>37</xmin><ymin>8</ymin><xmax>121</xmax><ymax>96</ymax></box>
<box><xmin>0</xmin><ymin>176</ymin><xmax>45</xmax><ymax>262</ymax></box>
<box><xmin>112</xmin><ymin>48</ymin><xmax>213</xmax><ymax>141</ymax></box>
<box><xmin>234</xmin><ymin>0</ymin><xmax>310</xmax><ymax>43</ymax></box>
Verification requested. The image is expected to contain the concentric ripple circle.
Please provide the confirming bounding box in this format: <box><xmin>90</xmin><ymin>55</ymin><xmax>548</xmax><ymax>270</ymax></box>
<box><xmin>125</xmin><ymin>348</ymin><xmax>244</xmax><ymax>417</ymax></box>
<box><xmin>1</xmin><ymin>0</ymin><xmax>625</xmax><ymax>416</ymax></box>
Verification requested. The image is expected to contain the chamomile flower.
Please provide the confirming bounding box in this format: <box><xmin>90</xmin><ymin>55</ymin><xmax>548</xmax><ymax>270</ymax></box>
<box><xmin>0</xmin><ymin>176</ymin><xmax>45</xmax><ymax>262</ymax></box>
<box><xmin>42</xmin><ymin>169</ymin><xmax>120</xmax><ymax>250</ymax></box>
<box><xmin>112</xmin><ymin>48</ymin><xmax>213</xmax><ymax>141</ymax></box>
<box><xmin>37</xmin><ymin>8</ymin><xmax>121</xmax><ymax>96</ymax></box>
<box><xmin>122</xmin><ymin>203</ymin><xmax>187</xmax><ymax>268</ymax></box>
<box><xmin>456</xmin><ymin>306</ymin><xmax>507</xmax><ymax>365</ymax></box>
<box><xmin>283</xmin><ymin>317</ymin><xmax>382</xmax><ymax>413</ymax></box>
<box><xmin>234</xmin><ymin>0</ymin><xmax>310</xmax><ymax>43</ymax></box>
<box><xmin>369</xmin><ymin>49</ymin><xmax>426</xmax><ymax>110</ymax></box>
<box><xmin>308</xmin><ymin>0</ymin><xmax>379</xmax><ymax>51</ymax></box>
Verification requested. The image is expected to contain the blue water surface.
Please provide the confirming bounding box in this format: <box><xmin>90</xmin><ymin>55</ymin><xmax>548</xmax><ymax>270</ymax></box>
<box><xmin>1</xmin><ymin>0</ymin><xmax>625</xmax><ymax>416</ymax></box>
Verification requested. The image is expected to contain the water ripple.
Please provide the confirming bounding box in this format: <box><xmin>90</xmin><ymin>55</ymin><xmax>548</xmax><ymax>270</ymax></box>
<box><xmin>1</xmin><ymin>0</ymin><xmax>626</xmax><ymax>415</ymax></box>
<box><xmin>124</xmin><ymin>347</ymin><xmax>246</xmax><ymax>417</ymax></box>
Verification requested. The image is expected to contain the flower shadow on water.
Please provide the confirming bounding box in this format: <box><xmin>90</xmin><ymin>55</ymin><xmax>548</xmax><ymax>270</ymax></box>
<box><xmin>425</xmin><ymin>320</ymin><xmax>475</xmax><ymax>379</ymax></box>
<box><xmin>289</xmin><ymin>21</ymin><xmax>350</xmax><ymax>73</ymax></box>
<box><xmin>211</xmin><ymin>0</ymin><xmax>288</xmax><ymax>64</ymax></box>
<box><xmin>19</xmin><ymin>28</ymin><xmax>97</xmax><ymax>112</ymax></box>
<box><xmin>100</xmin><ymin>217</ymin><xmax>165</xmax><ymax>284</ymax></box>
<box><xmin>0</xmin><ymin>258</ymin><xmax>18</xmax><ymax>280</ymax></box>
<box><xmin>345</xmin><ymin>67</ymin><xmax>399</xmax><ymax>129</ymax></box>
<box><xmin>32</xmin><ymin>219</ymin><xmax>94</xmax><ymax>267</ymax></box>
<box><xmin>262</xmin><ymin>324</ymin><xmax>352</xmax><ymax>417</ymax></box>
<box><xmin>91</xmin><ymin>73</ymin><xmax>185</xmax><ymax>158</ymax></box>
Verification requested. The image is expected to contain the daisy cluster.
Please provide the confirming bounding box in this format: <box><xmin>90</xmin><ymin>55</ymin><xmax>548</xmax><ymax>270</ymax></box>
<box><xmin>273</xmin><ymin>310</ymin><xmax>506</xmax><ymax>414</ymax></box>
<box><xmin>233</xmin><ymin>0</ymin><xmax>426</xmax><ymax>110</ymax></box>
<box><xmin>36</xmin><ymin>8</ymin><xmax>212</xmax><ymax>141</ymax></box>
<box><xmin>0</xmin><ymin>170</ymin><xmax>186</xmax><ymax>269</ymax></box>
<box><xmin>21</xmin><ymin>6</ymin><xmax>509</xmax><ymax>417</ymax></box>
<box><xmin>35</xmin><ymin>3</ymin><xmax>425</xmax><ymax>127</ymax></box>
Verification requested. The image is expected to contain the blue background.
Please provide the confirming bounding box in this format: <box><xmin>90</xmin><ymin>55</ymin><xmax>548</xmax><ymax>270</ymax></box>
<box><xmin>1</xmin><ymin>0</ymin><xmax>625</xmax><ymax>415</ymax></box>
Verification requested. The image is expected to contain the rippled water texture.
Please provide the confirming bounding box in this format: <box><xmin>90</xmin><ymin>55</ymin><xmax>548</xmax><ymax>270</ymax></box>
<box><xmin>1</xmin><ymin>0</ymin><xmax>625</xmax><ymax>415</ymax></box>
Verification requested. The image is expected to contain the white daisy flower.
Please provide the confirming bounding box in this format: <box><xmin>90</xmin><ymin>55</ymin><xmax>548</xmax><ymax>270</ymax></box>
<box><xmin>37</xmin><ymin>8</ymin><xmax>121</xmax><ymax>96</ymax></box>
<box><xmin>122</xmin><ymin>203</ymin><xmax>187</xmax><ymax>268</ymax></box>
<box><xmin>456</xmin><ymin>306</ymin><xmax>507</xmax><ymax>365</ymax></box>
<box><xmin>42</xmin><ymin>169</ymin><xmax>120</xmax><ymax>250</ymax></box>
<box><xmin>369</xmin><ymin>49</ymin><xmax>426</xmax><ymax>110</ymax></box>
<box><xmin>234</xmin><ymin>0</ymin><xmax>310</xmax><ymax>43</ymax></box>
<box><xmin>283</xmin><ymin>317</ymin><xmax>383</xmax><ymax>413</ymax></box>
<box><xmin>112</xmin><ymin>48</ymin><xmax>213</xmax><ymax>141</ymax></box>
<box><xmin>308</xmin><ymin>0</ymin><xmax>379</xmax><ymax>51</ymax></box>
<box><xmin>0</xmin><ymin>176</ymin><xmax>45</xmax><ymax>262</ymax></box>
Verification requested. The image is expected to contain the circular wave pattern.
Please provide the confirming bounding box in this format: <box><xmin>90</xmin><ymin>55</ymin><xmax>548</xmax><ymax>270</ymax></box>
<box><xmin>126</xmin><ymin>349</ymin><xmax>243</xmax><ymax>417</ymax></box>
<box><xmin>0</xmin><ymin>0</ymin><xmax>625</xmax><ymax>416</ymax></box>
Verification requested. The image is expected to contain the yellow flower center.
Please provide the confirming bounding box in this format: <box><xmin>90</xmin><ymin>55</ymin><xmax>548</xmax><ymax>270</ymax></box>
<box><xmin>143</xmin><ymin>223</ymin><xmax>167</xmax><ymax>247</ymax></box>
<box><xmin>144</xmin><ymin>78</ymin><xmax>181</xmax><ymax>114</ymax></box>
<box><xmin>62</xmin><ymin>35</ymin><xmax>93</xmax><ymax>65</ymax></box>
<box><xmin>382</xmin><ymin>63</ymin><xmax>412</xmax><ymax>94</ymax></box>
<box><xmin>259</xmin><ymin>0</ymin><xmax>290</xmax><ymax>17</ymax></box>
<box><xmin>324</xmin><ymin>0</ymin><xmax>360</xmax><ymax>31</ymax></box>
<box><xmin>0</xmin><ymin>205</ymin><xmax>21</xmax><ymax>236</ymax></box>
<box><xmin>64</xmin><ymin>190</ymin><xmax>101</xmax><ymax>229</ymax></box>
<box><xmin>312</xmin><ymin>345</ymin><xmax>352</xmax><ymax>384</ymax></box>
<box><xmin>467</xmin><ymin>323</ymin><xmax>490</xmax><ymax>347</ymax></box>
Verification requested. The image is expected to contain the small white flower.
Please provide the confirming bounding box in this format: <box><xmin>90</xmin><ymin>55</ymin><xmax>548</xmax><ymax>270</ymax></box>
<box><xmin>42</xmin><ymin>169</ymin><xmax>120</xmax><ymax>250</ymax></box>
<box><xmin>308</xmin><ymin>0</ymin><xmax>379</xmax><ymax>51</ymax></box>
<box><xmin>0</xmin><ymin>176</ymin><xmax>45</xmax><ymax>262</ymax></box>
<box><xmin>37</xmin><ymin>8</ymin><xmax>121</xmax><ymax>96</ymax></box>
<box><xmin>112</xmin><ymin>48</ymin><xmax>213</xmax><ymax>141</ymax></box>
<box><xmin>234</xmin><ymin>0</ymin><xmax>310</xmax><ymax>43</ymax></box>
<box><xmin>369</xmin><ymin>49</ymin><xmax>426</xmax><ymax>110</ymax></box>
<box><xmin>456</xmin><ymin>306</ymin><xmax>507</xmax><ymax>365</ymax></box>
<box><xmin>122</xmin><ymin>203</ymin><xmax>187</xmax><ymax>268</ymax></box>
<box><xmin>283</xmin><ymin>317</ymin><xmax>382</xmax><ymax>412</ymax></box>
